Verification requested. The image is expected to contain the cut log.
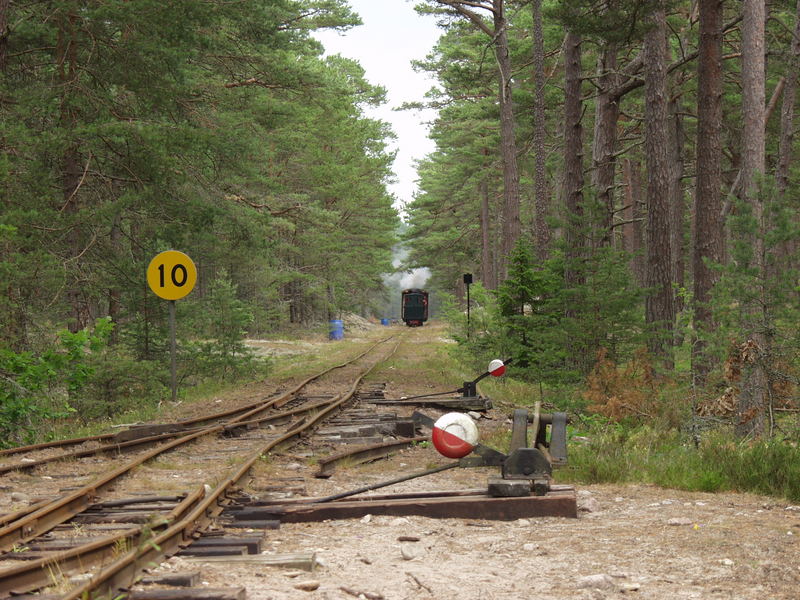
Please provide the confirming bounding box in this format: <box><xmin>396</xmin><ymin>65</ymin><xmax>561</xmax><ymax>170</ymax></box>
<box><xmin>181</xmin><ymin>552</ymin><xmax>316</xmax><ymax>571</ymax></box>
<box><xmin>95</xmin><ymin>496</ymin><xmax>185</xmax><ymax>508</ymax></box>
<box><xmin>190</xmin><ymin>536</ymin><xmax>264</xmax><ymax>554</ymax></box>
<box><xmin>319</xmin><ymin>436</ymin><xmax>384</xmax><ymax>446</ymax></box>
<box><xmin>175</xmin><ymin>546</ymin><xmax>247</xmax><ymax>557</ymax></box>
<box><xmin>139</xmin><ymin>572</ymin><xmax>201</xmax><ymax>587</ymax></box>
<box><xmin>218</xmin><ymin>520</ymin><xmax>281</xmax><ymax>530</ymax></box>
<box><xmin>113</xmin><ymin>424</ymin><xmax>189</xmax><ymax>443</ymax></box>
<box><xmin>127</xmin><ymin>588</ymin><xmax>246</xmax><ymax>600</ymax></box>
<box><xmin>371</xmin><ymin>397</ymin><xmax>492</xmax><ymax>411</ymax></box>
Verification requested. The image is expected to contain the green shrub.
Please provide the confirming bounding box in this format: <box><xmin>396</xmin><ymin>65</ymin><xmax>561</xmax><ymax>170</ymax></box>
<box><xmin>701</xmin><ymin>437</ymin><xmax>800</xmax><ymax>501</ymax></box>
<box><xmin>444</xmin><ymin>238</ymin><xmax>645</xmax><ymax>389</ymax></box>
<box><xmin>180</xmin><ymin>271</ymin><xmax>271</xmax><ymax>382</ymax></box>
<box><xmin>0</xmin><ymin>318</ymin><xmax>115</xmax><ymax>446</ymax></box>
<box><xmin>71</xmin><ymin>351</ymin><xmax>167</xmax><ymax>421</ymax></box>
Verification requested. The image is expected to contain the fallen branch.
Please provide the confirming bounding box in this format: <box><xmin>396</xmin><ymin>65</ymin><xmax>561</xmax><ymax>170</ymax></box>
<box><xmin>339</xmin><ymin>586</ymin><xmax>385</xmax><ymax>600</ymax></box>
<box><xmin>405</xmin><ymin>572</ymin><xmax>433</xmax><ymax>595</ymax></box>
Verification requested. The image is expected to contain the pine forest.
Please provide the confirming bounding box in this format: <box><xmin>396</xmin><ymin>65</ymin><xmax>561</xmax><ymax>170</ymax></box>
<box><xmin>1</xmin><ymin>0</ymin><xmax>800</xmax><ymax>475</ymax></box>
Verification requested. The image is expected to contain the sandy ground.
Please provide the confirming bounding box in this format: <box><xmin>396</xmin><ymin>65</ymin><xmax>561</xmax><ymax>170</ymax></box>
<box><xmin>150</xmin><ymin>325</ymin><xmax>800</xmax><ymax>599</ymax></box>
<box><xmin>153</xmin><ymin>445</ymin><xmax>800</xmax><ymax>600</ymax></box>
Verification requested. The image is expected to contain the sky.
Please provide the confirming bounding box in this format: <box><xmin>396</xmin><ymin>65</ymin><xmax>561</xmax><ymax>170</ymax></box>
<box><xmin>314</xmin><ymin>0</ymin><xmax>442</xmax><ymax>214</ymax></box>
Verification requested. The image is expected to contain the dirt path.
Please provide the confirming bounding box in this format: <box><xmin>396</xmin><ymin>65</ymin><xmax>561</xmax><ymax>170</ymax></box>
<box><xmin>162</xmin><ymin>445</ymin><xmax>800</xmax><ymax>600</ymax></box>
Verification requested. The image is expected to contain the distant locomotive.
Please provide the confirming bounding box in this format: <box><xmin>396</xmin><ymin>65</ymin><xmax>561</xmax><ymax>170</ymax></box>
<box><xmin>401</xmin><ymin>288</ymin><xmax>428</xmax><ymax>327</ymax></box>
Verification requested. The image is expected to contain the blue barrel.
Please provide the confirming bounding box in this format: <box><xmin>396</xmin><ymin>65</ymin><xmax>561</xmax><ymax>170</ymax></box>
<box><xmin>329</xmin><ymin>319</ymin><xmax>344</xmax><ymax>340</ymax></box>
<box><xmin>380</xmin><ymin>318</ymin><xmax>389</xmax><ymax>326</ymax></box>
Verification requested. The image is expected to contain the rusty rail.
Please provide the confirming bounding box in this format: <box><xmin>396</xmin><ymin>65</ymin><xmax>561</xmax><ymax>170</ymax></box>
<box><xmin>0</xmin><ymin>336</ymin><xmax>394</xmax><ymax>475</ymax></box>
<box><xmin>0</xmin><ymin>486</ymin><xmax>207</xmax><ymax>595</ymax></box>
<box><xmin>314</xmin><ymin>436</ymin><xmax>428</xmax><ymax>478</ymax></box>
<box><xmin>0</xmin><ymin>335</ymin><xmax>400</xmax><ymax>597</ymax></box>
<box><xmin>0</xmin><ymin>433</ymin><xmax>115</xmax><ymax>457</ymax></box>
<box><xmin>0</xmin><ymin>426</ymin><xmax>222</xmax><ymax>552</ymax></box>
<box><xmin>62</xmin><ymin>337</ymin><xmax>400</xmax><ymax>600</ymax></box>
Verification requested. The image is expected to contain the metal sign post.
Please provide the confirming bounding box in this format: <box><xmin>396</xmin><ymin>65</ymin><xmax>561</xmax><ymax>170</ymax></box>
<box><xmin>146</xmin><ymin>250</ymin><xmax>197</xmax><ymax>402</ymax></box>
<box><xmin>168</xmin><ymin>299</ymin><xmax>177</xmax><ymax>402</ymax></box>
<box><xmin>463</xmin><ymin>273</ymin><xmax>472</xmax><ymax>340</ymax></box>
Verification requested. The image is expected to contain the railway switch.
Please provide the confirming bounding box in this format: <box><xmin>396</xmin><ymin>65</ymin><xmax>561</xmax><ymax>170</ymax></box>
<box><xmin>413</xmin><ymin>400</ymin><xmax>568</xmax><ymax>498</ymax></box>
<box><xmin>458</xmin><ymin>357</ymin><xmax>509</xmax><ymax>399</ymax></box>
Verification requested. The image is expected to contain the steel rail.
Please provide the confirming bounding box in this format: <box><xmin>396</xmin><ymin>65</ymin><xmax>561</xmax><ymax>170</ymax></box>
<box><xmin>0</xmin><ymin>427</ymin><xmax>214</xmax><ymax>527</ymax></box>
<box><xmin>174</xmin><ymin>334</ymin><xmax>395</xmax><ymax>429</ymax></box>
<box><xmin>0</xmin><ymin>337</ymin><xmax>394</xmax><ymax>476</ymax></box>
<box><xmin>0</xmin><ymin>433</ymin><xmax>115</xmax><ymax>457</ymax></box>
<box><xmin>314</xmin><ymin>436</ymin><xmax>429</xmax><ymax>477</ymax></box>
<box><xmin>0</xmin><ymin>426</ymin><xmax>222</xmax><ymax>552</ymax></box>
<box><xmin>0</xmin><ymin>338</ymin><xmax>394</xmax><ymax>548</ymax></box>
<box><xmin>0</xmin><ymin>499</ymin><xmax>52</xmax><ymax>528</ymax></box>
<box><xmin>0</xmin><ymin>396</ymin><xmax>332</xmax><ymax>478</ymax></box>
<box><xmin>222</xmin><ymin>399</ymin><xmax>334</xmax><ymax>434</ymax></box>
<box><xmin>62</xmin><ymin>338</ymin><xmax>401</xmax><ymax>600</ymax></box>
<box><xmin>0</xmin><ymin>485</ymin><xmax>207</xmax><ymax>595</ymax></box>
<box><xmin>225</xmin><ymin>335</ymin><xmax>395</xmax><ymax>421</ymax></box>
<box><xmin>0</xmin><ymin>335</ymin><xmax>400</xmax><ymax>596</ymax></box>
<box><xmin>0</xmin><ymin>426</ymin><xmax>208</xmax><ymax>476</ymax></box>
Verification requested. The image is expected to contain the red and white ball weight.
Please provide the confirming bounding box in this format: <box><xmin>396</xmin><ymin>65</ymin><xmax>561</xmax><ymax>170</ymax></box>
<box><xmin>432</xmin><ymin>412</ymin><xmax>479</xmax><ymax>458</ymax></box>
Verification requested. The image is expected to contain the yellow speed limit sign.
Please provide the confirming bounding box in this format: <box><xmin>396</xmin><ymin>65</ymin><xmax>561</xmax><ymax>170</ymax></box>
<box><xmin>147</xmin><ymin>250</ymin><xmax>197</xmax><ymax>300</ymax></box>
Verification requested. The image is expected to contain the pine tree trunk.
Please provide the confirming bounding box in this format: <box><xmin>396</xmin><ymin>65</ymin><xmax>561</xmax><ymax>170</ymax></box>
<box><xmin>0</xmin><ymin>0</ymin><xmax>9</xmax><ymax>71</ymax></box>
<box><xmin>142</xmin><ymin>283</ymin><xmax>151</xmax><ymax>359</ymax></box>
<box><xmin>58</xmin><ymin>11</ymin><xmax>91</xmax><ymax>333</ymax></box>
<box><xmin>436</xmin><ymin>1</ymin><xmax>521</xmax><ymax>281</ymax></box>
<box><xmin>692</xmin><ymin>0</ymin><xmax>725</xmax><ymax>386</ymax></box>
<box><xmin>738</xmin><ymin>0</ymin><xmax>768</xmax><ymax>437</ymax></box>
<box><xmin>623</xmin><ymin>158</ymin><xmax>645</xmax><ymax>286</ymax></box>
<box><xmin>479</xmin><ymin>174</ymin><xmax>495</xmax><ymax>290</ymax></box>
<box><xmin>493</xmin><ymin>0</ymin><xmax>521</xmax><ymax>281</ymax></box>
<box><xmin>776</xmin><ymin>0</ymin><xmax>800</xmax><ymax>198</ymax></box>
<box><xmin>643</xmin><ymin>4</ymin><xmax>675</xmax><ymax>367</ymax></box>
<box><xmin>108</xmin><ymin>214</ymin><xmax>122</xmax><ymax>345</ymax></box>
<box><xmin>327</xmin><ymin>281</ymin><xmax>335</xmax><ymax>321</ymax></box>
<box><xmin>591</xmin><ymin>43</ymin><xmax>619</xmax><ymax>243</ymax></box>
<box><xmin>669</xmin><ymin>98</ymin><xmax>685</xmax><ymax>314</ymax></box>
<box><xmin>775</xmin><ymin>0</ymin><xmax>800</xmax><ymax>265</ymax></box>
<box><xmin>531</xmin><ymin>0</ymin><xmax>550</xmax><ymax>260</ymax></box>
<box><xmin>563</xmin><ymin>30</ymin><xmax>584</xmax><ymax>289</ymax></box>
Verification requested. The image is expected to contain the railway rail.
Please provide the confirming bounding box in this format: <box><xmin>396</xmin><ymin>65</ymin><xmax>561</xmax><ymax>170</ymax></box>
<box><xmin>0</xmin><ymin>334</ymin><xmax>403</xmax><ymax>599</ymax></box>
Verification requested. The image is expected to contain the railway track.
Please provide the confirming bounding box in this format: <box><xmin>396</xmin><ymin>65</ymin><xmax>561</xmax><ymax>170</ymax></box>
<box><xmin>0</xmin><ymin>334</ymin><xmax>404</xmax><ymax>599</ymax></box>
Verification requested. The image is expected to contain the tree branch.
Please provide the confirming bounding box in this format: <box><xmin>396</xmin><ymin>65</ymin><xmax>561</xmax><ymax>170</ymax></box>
<box><xmin>436</xmin><ymin>1</ymin><xmax>495</xmax><ymax>38</ymax></box>
<box><xmin>609</xmin><ymin>15</ymin><xmax>744</xmax><ymax>102</ymax></box>
<box><xmin>59</xmin><ymin>152</ymin><xmax>91</xmax><ymax>213</ymax></box>
<box><xmin>224</xmin><ymin>77</ymin><xmax>285</xmax><ymax>89</ymax></box>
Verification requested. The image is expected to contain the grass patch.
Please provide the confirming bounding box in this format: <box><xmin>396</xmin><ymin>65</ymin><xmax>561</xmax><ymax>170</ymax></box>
<box><xmin>368</xmin><ymin>332</ymin><xmax>461</xmax><ymax>385</ymax></box>
<box><xmin>560</xmin><ymin>423</ymin><xmax>800</xmax><ymax>502</ymax></box>
<box><xmin>477</xmin><ymin>377</ymin><xmax>584</xmax><ymax>411</ymax></box>
<box><xmin>147</xmin><ymin>459</ymin><xmax>181</xmax><ymax>470</ymax></box>
<box><xmin>271</xmin><ymin>328</ymin><xmax>389</xmax><ymax>380</ymax></box>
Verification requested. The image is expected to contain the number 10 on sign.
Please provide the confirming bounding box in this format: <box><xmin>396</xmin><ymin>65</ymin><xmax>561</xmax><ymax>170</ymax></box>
<box><xmin>147</xmin><ymin>250</ymin><xmax>197</xmax><ymax>300</ymax></box>
<box><xmin>147</xmin><ymin>251</ymin><xmax>197</xmax><ymax>402</ymax></box>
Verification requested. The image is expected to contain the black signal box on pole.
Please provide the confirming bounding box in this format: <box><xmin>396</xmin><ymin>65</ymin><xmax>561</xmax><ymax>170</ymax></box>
<box><xmin>463</xmin><ymin>273</ymin><xmax>473</xmax><ymax>340</ymax></box>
